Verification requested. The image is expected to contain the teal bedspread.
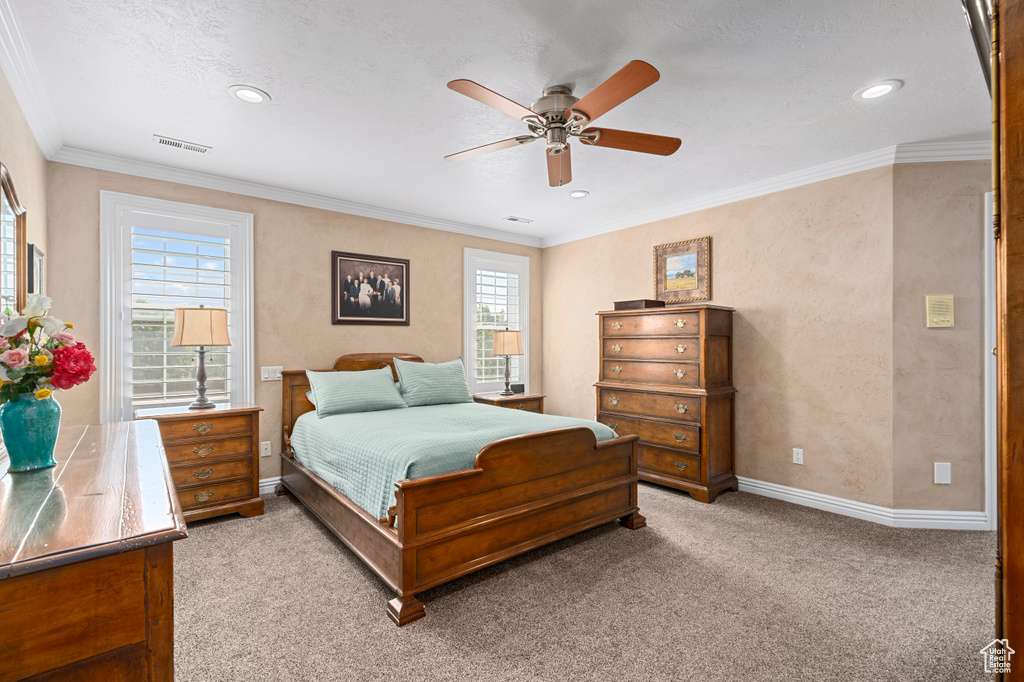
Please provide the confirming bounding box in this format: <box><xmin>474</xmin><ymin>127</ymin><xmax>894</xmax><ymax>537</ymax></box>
<box><xmin>290</xmin><ymin>402</ymin><xmax>617</xmax><ymax>518</ymax></box>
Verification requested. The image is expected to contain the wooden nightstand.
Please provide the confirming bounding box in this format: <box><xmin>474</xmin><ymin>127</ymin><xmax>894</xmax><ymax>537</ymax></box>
<box><xmin>135</xmin><ymin>403</ymin><xmax>264</xmax><ymax>521</ymax></box>
<box><xmin>473</xmin><ymin>392</ymin><xmax>545</xmax><ymax>413</ymax></box>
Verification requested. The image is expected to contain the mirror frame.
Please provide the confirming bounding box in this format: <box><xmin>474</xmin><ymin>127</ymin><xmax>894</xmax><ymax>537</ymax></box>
<box><xmin>0</xmin><ymin>162</ymin><xmax>26</xmax><ymax>313</ymax></box>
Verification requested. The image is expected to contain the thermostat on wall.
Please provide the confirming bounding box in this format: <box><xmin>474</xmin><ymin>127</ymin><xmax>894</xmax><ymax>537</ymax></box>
<box><xmin>926</xmin><ymin>295</ymin><xmax>954</xmax><ymax>328</ymax></box>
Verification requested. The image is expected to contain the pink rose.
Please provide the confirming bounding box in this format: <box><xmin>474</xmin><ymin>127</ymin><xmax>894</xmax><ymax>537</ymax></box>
<box><xmin>52</xmin><ymin>331</ymin><xmax>75</xmax><ymax>346</ymax></box>
<box><xmin>0</xmin><ymin>347</ymin><xmax>29</xmax><ymax>369</ymax></box>
<box><xmin>0</xmin><ymin>336</ymin><xmax>8</xmax><ymax>352</ymax></box>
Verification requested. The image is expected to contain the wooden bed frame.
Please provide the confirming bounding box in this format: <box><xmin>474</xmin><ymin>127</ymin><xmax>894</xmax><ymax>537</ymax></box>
<box><xmin>279</xmin><ymin>352</ymin><xmax>644</xmax><ymax>626</ymax></box>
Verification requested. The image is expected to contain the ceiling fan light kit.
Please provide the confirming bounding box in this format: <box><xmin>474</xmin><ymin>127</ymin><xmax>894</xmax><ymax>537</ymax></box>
<box><xmin>445</xmin><ymin>60</ymin><xmax>682</xmax><ymax>187</ymax></box>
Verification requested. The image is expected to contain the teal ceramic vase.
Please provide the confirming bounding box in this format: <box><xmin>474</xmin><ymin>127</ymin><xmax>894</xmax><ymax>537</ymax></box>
<box><xmin>0</xmin><ymin>397</ymin><xmax>61</xmax><ymax>472</ymax></box>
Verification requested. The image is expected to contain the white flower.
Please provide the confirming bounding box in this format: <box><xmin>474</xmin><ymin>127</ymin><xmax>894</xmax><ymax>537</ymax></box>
<box><xmin>38</xmin><ymin>316</ymin><xmax>65</xmax><ymax>337</ymax></box>
<box><xmin>0</xmin><ymin>316</ymin><xmax>27</xmax><ymax>337</ymax></box>
<box><xmin>0</xmin><ymin>366</ymin><xmax>8</xmax><ymax>382</ymax></box>
<box><xmin>21</xmin><ymin>294</ymin><xmax>52</xmax><ymax>318</ymax></box>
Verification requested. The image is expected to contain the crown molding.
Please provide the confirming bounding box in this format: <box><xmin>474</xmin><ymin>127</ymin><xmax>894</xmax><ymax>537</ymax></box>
<box><xmin>0</xmin><ymin>0</ymin><xmax>61</xmax><ymax>157</ymax></box>
<box><xmin>51</xmin><ymin>146</ymin><xmax>543</xmax><ymax>248</ymax></box>
<box><xmin>893</xmin><ymin>139</ymin><xmax>992</xmax><ymax>163</ymax></box>
<box><xmin>542</xmin><ymin>140</ymin><xmax>992</xmax><ymax>247</ymax></box>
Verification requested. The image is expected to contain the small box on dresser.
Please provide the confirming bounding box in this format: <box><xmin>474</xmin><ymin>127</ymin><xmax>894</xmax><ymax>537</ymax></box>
<box><xmin>135</xmin><ymin>403</ymin><xmax>265</xmax><ymax>521</ymax></box>
<box><xmin>595</xmin><ymin>305</ymin><xmax>737</xmax><ymax>503</ymax></box>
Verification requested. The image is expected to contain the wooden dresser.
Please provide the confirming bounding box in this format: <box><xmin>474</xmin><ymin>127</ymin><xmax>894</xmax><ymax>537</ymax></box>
<box><xmin>473</xmin><ymin>392</ymin><xmax>545</xmax><ymax>413</ymax></box>
<box><xmin>0</xmin><ymin>421</ymin><xmax>187</xmax><ymax>681</ymax></box>
<box><xmin>595</xmin><ymin>305</ymin><xmax>737</xmax><ymax>502</ymax></box>
<box><xmin>135</xmin><ymin>403</ymin><xmax>264</xmax><ymax>521</ymax></box>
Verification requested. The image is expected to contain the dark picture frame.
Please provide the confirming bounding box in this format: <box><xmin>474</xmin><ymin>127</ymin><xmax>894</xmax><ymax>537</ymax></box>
<box><xmin>654</xmin><ymin>236</ymin><xmax>710</xmax><ymax>303</ymax></box>
<box><xmin>331</xmin><ymin>250</ymin><xmax>410</xmax><ymax>325</ymax></box>
<box><xmin>27</xmin><ymin>242</ymin><xmax>44</xmax><ymax>295</ymax></box>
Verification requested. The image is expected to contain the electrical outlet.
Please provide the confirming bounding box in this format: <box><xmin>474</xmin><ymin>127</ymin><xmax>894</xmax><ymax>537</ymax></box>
<box><xmin>793</xmin><ymin>448</ymin><xmax>804</xmax><ymax>465</ymax></box>
<box><xmin>934</xmin><ymin>462</ymin><xmax>952</xmax><ymax>484</ymax></box>
<box><xmin>261</xmin><ymin>366</ymin><xmax>283</xmax><ymax>381</ymax></box>
<box><xmin>260</xmin><ymin>441</ymin><xmax>272</xmax><ymax>458</ymax></box>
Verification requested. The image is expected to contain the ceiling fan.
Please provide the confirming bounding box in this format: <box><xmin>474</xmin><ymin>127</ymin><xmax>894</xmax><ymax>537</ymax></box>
<box><xmin>445</xmin><ymin>60</ymin><xmax>681</xmax><ymax>187</ymax></box>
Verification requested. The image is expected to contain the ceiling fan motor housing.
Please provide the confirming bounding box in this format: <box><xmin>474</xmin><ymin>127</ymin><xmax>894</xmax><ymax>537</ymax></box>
<box><xmin>532</xmin><ymin>85</ymin><xmax>578</xmax><ymax>153</ymax></box>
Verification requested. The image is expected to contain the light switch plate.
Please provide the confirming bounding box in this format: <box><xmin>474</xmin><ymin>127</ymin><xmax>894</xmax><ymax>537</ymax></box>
<box><xmin>261</xmin><ymin>366</ymin><xmax>284</xmax><ymax>381</ymax></box>
<box><xmin>934</xmin><ymin>462</ymin><xmax>952</xmax><ymax>484</ymax></box>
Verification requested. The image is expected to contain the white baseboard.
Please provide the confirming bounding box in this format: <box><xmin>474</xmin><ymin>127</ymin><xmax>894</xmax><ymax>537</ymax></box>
<box><xmin>259</xmin><ymin>476</ymin><xmax>282</xmax><ymax>496</ymax></box>
<box><xmin>736</xmin><ymin>476</ymin><xmax>992</xmax><ymax>530</ymax></box>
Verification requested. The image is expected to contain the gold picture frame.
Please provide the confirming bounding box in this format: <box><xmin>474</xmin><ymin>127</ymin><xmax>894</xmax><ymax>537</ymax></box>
<box><xmin>654</xmin><ymin>236</ymin><xmax>710</xmax><ymax>303</ymax></box>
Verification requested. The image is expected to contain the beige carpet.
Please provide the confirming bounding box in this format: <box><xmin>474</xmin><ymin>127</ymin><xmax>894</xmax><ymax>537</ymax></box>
<box><xmin>174</xmin><ymin>485</ymin><xmax>995</xmax><ymax>681</ymax></box>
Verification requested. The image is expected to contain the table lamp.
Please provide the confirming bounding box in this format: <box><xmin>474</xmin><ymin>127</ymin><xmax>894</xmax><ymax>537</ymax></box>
<box><xmin>491</xmin><ymin>328</ymin><xmax>524</xmax><ymax>396</ymax></box>
<box><xmin>170</xmin><ymin>305</ymin><xmax>231</xmax><ymax>410</ymax></box>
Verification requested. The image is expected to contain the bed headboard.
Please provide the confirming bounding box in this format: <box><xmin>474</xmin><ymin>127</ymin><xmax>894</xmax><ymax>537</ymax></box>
<box><xmin>281</xmin><ymin>352</ymin><xmax>424</xmax><ymax>456</ymax></box>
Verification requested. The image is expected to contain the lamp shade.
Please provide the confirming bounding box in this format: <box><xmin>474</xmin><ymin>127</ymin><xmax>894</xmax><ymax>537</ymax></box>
<box><xmin>170</xmin><ymin>307</ymin><xmax>231</xmax><ymax>347</ymax></box>
<box><xmin>491</xmin><ymin>329</ymin><xmax>524</xmax><ymax>356</ymax></box>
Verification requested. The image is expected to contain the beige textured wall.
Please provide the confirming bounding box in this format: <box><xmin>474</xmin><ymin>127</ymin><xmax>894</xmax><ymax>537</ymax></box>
<box><xmin>0</xmin><ymin>67</ymin><xmax>47</xmax><ymax>287</ymax></box>
<box><xmin>543</xmin><ymin>168</ymin><xmax>897</xmax><ymax>507</ymax></box>
<box><xmin>46</xmin><ymin>163</ymin><xmax>543</xmax><ymax>479</ymax></box>
<box><xmin>892</xmin><ymin>161</ymin><xmax>990</xmax><ymax>510</ymax></box>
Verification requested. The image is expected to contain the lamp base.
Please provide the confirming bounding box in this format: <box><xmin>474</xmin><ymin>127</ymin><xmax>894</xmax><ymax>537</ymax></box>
<box><xmin>188</xmin><ymin>397</ymin><xmax>216</xmax><ymax>410</ymax></box>
<box><xmin>499</xmin><ymin>387</ymin><xmax>515</xmax><ymax>396</ymax></box>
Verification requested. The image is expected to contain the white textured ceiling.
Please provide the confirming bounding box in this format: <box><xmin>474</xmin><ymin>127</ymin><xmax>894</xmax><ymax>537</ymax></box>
<box><xmin>10</xmin><ymin>0</ymin><xmax>990</xmax><ymax>243</ymax></box>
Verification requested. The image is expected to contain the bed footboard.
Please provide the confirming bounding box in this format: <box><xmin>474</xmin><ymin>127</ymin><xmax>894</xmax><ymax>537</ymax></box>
<box><xmin>388</xmin><ymin>427</ymin><xmax>642</xmax><ymax>624</ymax></box>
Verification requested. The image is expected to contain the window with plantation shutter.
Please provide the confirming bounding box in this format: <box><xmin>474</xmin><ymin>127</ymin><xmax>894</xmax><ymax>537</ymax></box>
<box><xmin>100</xmin><ymin>193</ymin><xmax>254</xmax><ymax>422</ymax></box>
<box><xmin>463</xmin><ymin>249</ymin><xmax>529</xmax><ymax>394</ymax></box>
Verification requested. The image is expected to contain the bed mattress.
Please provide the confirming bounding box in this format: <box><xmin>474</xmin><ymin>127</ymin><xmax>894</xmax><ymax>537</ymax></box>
<box><xmin>290</xmin><ymin>402</ymin><xmax>617</xmax><ymax>518</ymax></box>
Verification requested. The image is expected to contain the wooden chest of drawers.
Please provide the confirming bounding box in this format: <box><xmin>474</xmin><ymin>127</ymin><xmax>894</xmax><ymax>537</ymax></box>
<box><xmin>473</xmin><ymin>392</ymin><xmax>545</xmax><ymax>413</ymax></box>
<box><xmin>135</xmin><ymin>403</ymin><xmax>265</xmax><ymax>521</ymax></box>
<box><xmin>596</xmin><ymin>305</ymin><xmax>737</xmax><ymax>503</ymax></box>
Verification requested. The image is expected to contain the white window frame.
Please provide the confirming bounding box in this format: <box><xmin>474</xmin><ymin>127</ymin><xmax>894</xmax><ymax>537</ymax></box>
<box><xmin>463</xmin><ymin>248</ymin><xmax>530</xmax><ymax>394</ymax></box>
<box><xmin>99</xmin><ymin>191</ymin><xmax>255</xmax><ymax>422</ymax></box>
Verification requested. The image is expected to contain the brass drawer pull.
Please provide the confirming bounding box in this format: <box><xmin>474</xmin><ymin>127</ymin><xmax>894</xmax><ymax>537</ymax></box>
<box><xmin>611</xmin><ymin>321</ymin><xmax>623</xmax><ymax>330</ymax></box>
<box><xmin>611</xmin><ymin>366</ymin><xmax>623</xmax><ymax>375</ymax></box>
<box><xmin>193</xmin><ymin>444</ymin><xmax>214</xmax><ymax>457</ymax></box>
<box><xmin>674</xmin><ymin>344</ymin><xmax>688</xmax><ymax>354</ymax></box>
<box><xmin>611</xmin><ymin>344</ymin><xmax>623</xmax><ymax>353</ymax></box>
<box><xmin>516</xmin><ymin>403</ymin><xmax>526</xmax><ymax>410</ymax></box>
<box><xmin>674</xmin><ymin>460</ymin><xmax>689</xmax><ymax>471</ymax></box>
<box><xmin>673</xmin><ymin>368</ymin><xmax>687</xmax><ymax>378</ymax></box>
<box><xmin>193</xmin><ymin>466</ymin><xmax>214</xmax><ymax>480</ymax></box>
<box><xmin>674</xmin><ymin>403</ymin><xmax>688</xmax><ymax>414</ymax></box>
<box><xmin>607</xmin><ymin>421</ymin><xmax>618</xmax><ymax>430</ymax></box>
<box><xmin>674</xmin><ymin>318</ymin><xmax>687</xmax><ymax>328</ymax></box>
<box><xmin>610</xmin><ymin>396</ymin><xmax>620</xmax><ymax>406</ymax></box>
<box><xmin>673</xmin><ymin>432</ymin><xmax>687</xmax><ymax>442</ymax></box>
<box><xmin>192</xmin><ymin>421</ymin><xmax>214</xmax><ymax>435</ymax></box>
<box><xmin>193</xmin><ymin>489</ymin><xmax>214</xmax><ymax>503</ymax></box>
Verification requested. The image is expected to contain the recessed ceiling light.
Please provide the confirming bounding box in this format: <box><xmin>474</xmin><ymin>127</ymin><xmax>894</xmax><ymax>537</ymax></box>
<box><xmin>228</xmin><ymin>84</ymin><xmax>271</xmax><ymax>104</ymax></box>
<box><xmin>569</xmin><ymin>190</ymin><xmax>590</xmax><ymax>198</ymax></box>
<box><xmin>855</xmin><ymin>80</ymin><xmax>902</xmax><ymax>100</ymax></box>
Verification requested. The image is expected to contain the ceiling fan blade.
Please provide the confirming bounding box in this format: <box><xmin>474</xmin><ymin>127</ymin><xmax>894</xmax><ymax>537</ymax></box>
<box><xmin>579</xmin><ymin>128</ymin><xmax>681</xmax><ymax>156</ymax></box>
<box><xmin>448</xmin><ymin>79</ymin><xmax>544</xmax><ymax>122</ymax></box>
<box><xmin>547</xmin><ymin>145</ymin><xmax>572</xmax><ymax>187</ymax></box>
<box><xmin>445</xmin><ymin>135</ymin><xmax>540</xmax><ymax>162</ymax></box>
<box><xmin>566</xmin><ymin>60</ymin><xmax>660</xmax><ymax>123</ymax></box>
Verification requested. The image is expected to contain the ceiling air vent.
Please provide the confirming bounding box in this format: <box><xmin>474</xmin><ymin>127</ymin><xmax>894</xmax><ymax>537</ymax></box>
<box><xmin>152</xmin><ymin>134</ymin><xmax>211</xmax><ymax>154</ymax></box>
<box><xmin>504</xmin><ymin>216</ymin><xmax>534</xmax><ymax>224</ymax></box>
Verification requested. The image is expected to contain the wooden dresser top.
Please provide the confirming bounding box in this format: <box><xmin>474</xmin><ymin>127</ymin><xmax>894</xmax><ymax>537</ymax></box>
<box><xmin>0</xmin><ymin>420</ymin><xmax>188</xmax><ymax>580</ymax></box>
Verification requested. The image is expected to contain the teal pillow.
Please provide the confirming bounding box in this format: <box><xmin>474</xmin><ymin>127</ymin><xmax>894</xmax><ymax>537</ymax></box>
<box><xmin>306</xmin><ymin>367</ymin><xmax>407</xmax><ymax>417</ymax></box>
<box><xmin>394</xmin><ymin>357</ymin><xmax>473</xmax><ymax>407</ymax></box>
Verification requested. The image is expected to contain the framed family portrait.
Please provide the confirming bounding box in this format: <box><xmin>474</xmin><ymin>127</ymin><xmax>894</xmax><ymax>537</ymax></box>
<box><xmin>331</xmin><ymin>250</ymin><xmax>409</xmax><ymax>325</ymax></box>
<box><xmin>654</xmin><ymin>237</ymin><xmax>710</xmax><ymax>303</ymax></box>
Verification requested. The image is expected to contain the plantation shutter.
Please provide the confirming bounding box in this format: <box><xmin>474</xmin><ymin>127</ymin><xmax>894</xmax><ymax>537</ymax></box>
<box><xmin>130</xmin><ymin>227</ymin><xmax>231</xmax><ymax>407</ymax></box>
<box><xmin>473</xmin><ymin>268</ymin><xmax>522</xmax><ymax>385</ymax></box>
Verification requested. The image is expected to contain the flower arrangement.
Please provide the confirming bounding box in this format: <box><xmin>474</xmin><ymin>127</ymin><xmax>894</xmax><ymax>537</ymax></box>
<box><xmin>0</xmin><ymin>294</ymin><xmax>96</xmax><ymax>404</ymax></box>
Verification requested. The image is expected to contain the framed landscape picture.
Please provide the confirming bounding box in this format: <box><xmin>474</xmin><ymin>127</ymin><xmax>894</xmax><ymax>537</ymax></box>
<box><xmin>331</xmin><ymin>250</ymin><xmax>410</xmax><ymax>325</ymax></box>
<box><xmin>654</xmin><ymin>237</ymin><xmax>710</xmax><ymax>303</ymax></box>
